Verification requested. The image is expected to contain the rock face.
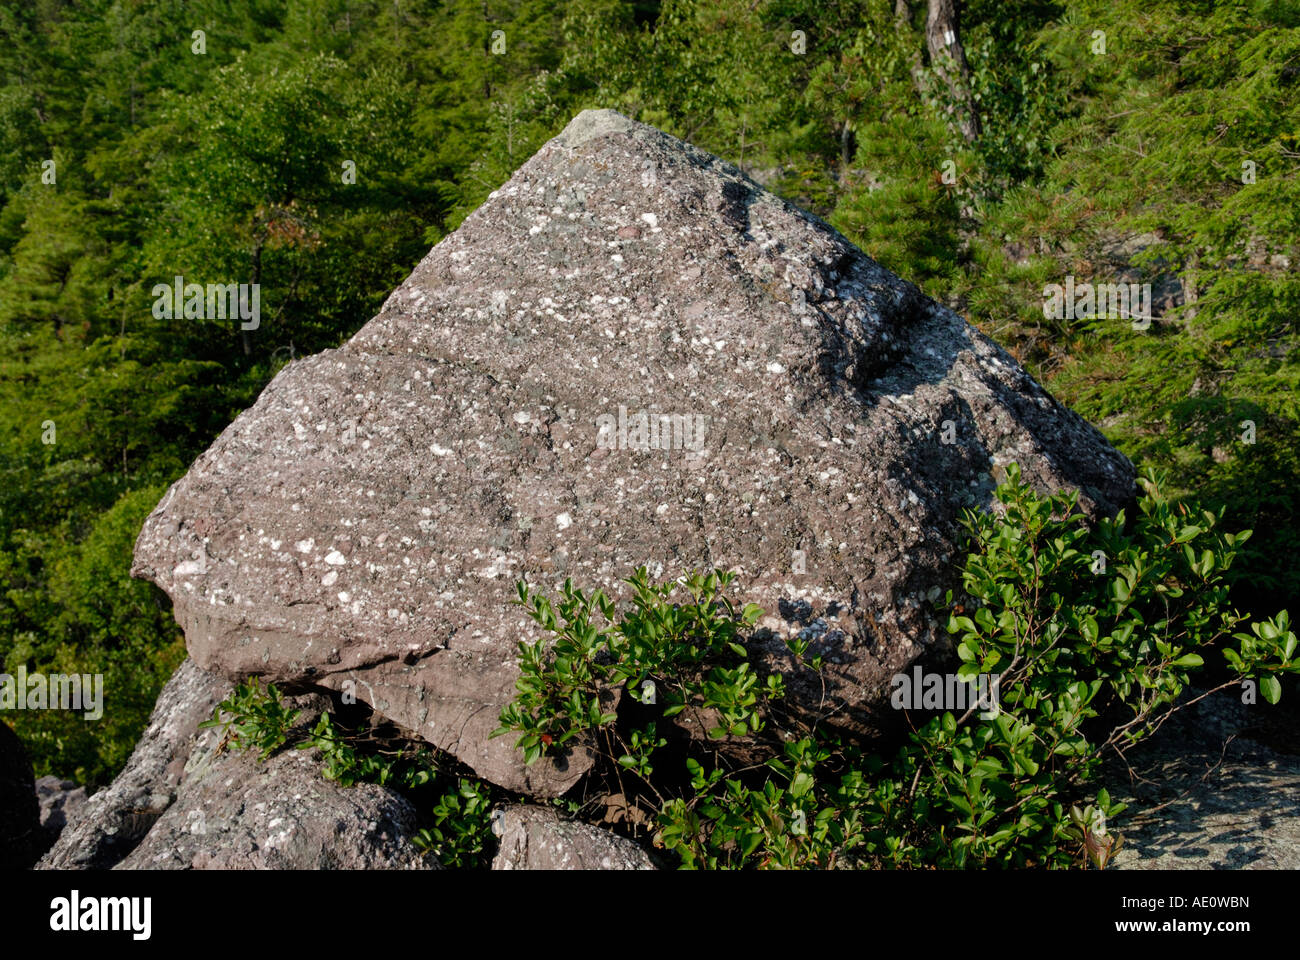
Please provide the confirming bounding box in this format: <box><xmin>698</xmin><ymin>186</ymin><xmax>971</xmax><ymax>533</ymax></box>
<box><xmin>0</xmin><ymin>720</ymin><xmax>41</xmax><ymax>869</ymax></box>
<box><xmin>1109</xmin><ymin>691</ymin><xmax>1300</xmax><ymax>870</ymax></box>
<box><xmin>1112</xmin><ymin>746</ymin><xmax>1300</xmax><ymax>870</ymax></box>
<box><xmin>41</xmin><ymin>657</ymin><xmax>232</xmax><ymax>869</ymax></box>
<box><xmin>492</xmin><ymin>805</ymin><xmax>655</xmax><ymax>870</ymax></box>
<box><xmin>117</xmin><ymin>743</ymin><xmax>431</xmax><ymax>870</ymax></box>
<box><xmin>35</xmin><ymin>776</ymin><xmax>89</xmax><ymax>851</ymax></box>
<box><xmin>130</xmin><ymin>109</ymin><xmax>1134</xmax><ymax>796</ymax></box>
<box><xmin>42</xmin><ymin>658</ymin><xmax>433</xmax><ymax>870</ymax></box>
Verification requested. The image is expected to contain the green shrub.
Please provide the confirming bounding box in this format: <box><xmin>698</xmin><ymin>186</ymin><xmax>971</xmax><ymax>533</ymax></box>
<box><xmin>199</xmin><ymin>677</ymin><xmax>301</xmax><ymax>762</ymax></box>
<box><xmin>499</xmin><ymin>464</ymin><xmax>1297</xmax><ymax>869</ymax></box>
<box><xmin>493</xmin><ymin>568</ymin><xmax>775</xmax><ymax>765</ymax></box>
<box><xmin>411</xmin><ymin>779</ymin><xmax>494</xmax><ymax>870</ymax></box>
<box><xmin>834</xmin><ymin>463</ymin><xmax>1295</xmax><ymax>868</ymax></box>
<box><xmin>297</xmin><ymin>711</ymin><xmax>437</xmax><ymax>790</ymax></box>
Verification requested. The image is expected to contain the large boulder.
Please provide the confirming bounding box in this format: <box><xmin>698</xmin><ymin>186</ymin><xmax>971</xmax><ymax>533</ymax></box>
<box><xmin>130</xmin><ymin>109</ymin><xmax>1134</xmax><ymax>797</ymax></box>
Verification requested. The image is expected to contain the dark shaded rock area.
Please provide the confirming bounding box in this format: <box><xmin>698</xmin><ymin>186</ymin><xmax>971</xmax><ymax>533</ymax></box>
<box><xmin>0</xmin><ymin>721</ymin><xmax>42</xmax><ymax>868</ymax></box>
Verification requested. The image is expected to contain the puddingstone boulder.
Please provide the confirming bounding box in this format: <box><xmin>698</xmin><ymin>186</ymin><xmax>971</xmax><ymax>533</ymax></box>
<box><xmin>131</xmin><ymin>109</ymin><xmax>1134</xmax><ymax>797</ymax></box>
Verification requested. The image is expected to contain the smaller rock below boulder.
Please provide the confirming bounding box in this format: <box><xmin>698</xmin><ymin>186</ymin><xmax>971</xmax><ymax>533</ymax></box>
<box><xmin>35</xmin><ymin>775</ymin><xmax>88</xmax><ymax>851</ymax></box>
<box><xmin>40</xmin><ymin>657</ymin><xmax>234</xmax><ymax>870</ymax></box>
<box><xmin>117</xmin><ymin>734</ymin><xmax>434</xmax><ymax>870</ymax></box>
<box><xmin>492</xmin><ymin>805</ymin><xmax>655</xmax><ymax>870</ymax></box>
<box><xmin>0</xmin><ymin>721</ymin><xmax>41</xmax><ymax>869</ymax></box>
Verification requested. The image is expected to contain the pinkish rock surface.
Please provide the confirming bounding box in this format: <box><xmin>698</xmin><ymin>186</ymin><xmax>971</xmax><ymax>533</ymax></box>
<box><xmin>131</xmin><ymin>109</ymin><xmax>1133</xmax><ymax>795</ymax></box>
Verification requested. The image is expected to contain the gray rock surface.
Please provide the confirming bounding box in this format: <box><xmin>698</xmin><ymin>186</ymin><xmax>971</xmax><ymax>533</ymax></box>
<box><xmin>492</xmin><ymin>804</ymin><xmax>655</xmax><ymax>870</ymax></box>
<box><xmin>117</xmin><ymin>737</ymin><xmax>432</xmax><ymax>870</ymax></box>
<box><xmin>43</xmin><ymin>657</ymin><xmax>433</xmax><ymax>870</ymax></box>
<box><xmin>40</xmin><ymin>657</ymin><xmax>233</xmax><ymax>869</ymax></box>
<box><xmin>0</xmin><ymin>720</ymin><xmax>41</xmax><ymax>868</ymax></box>
<box><xmin>1110</xmin><ymin>746</ymin><xmax>1300</xmax><ymax>870</ymax></box>
<box><xmin>1109</xmin><ymin>690</ymin><xmax>1300</xmax><ymax>870</ymax></box>
<box><xmin>35</xmin><ymin>775</ymin><xmax>88</xmax><ymax>850</ymax></box>
<box><xmin>130</xmin><ymin>108</ymin><xmax>1134</xmax><ymax>796</ymax></box>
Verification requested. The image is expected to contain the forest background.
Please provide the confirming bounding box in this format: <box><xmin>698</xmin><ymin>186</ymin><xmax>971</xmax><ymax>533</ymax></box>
<box><xmin>1</xmin><ymin>0</ymin><xmax>1296</xmax><ymax>787</ymax></box>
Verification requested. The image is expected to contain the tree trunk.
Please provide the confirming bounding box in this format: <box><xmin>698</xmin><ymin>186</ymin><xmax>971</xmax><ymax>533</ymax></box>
<box><xmin>895</xmin><ymin>1</ymin><xmax>927</xmax><ymax>92</ymax></box>
<box><xmin>925</xmin><ymin>0</ymin><xmax>981</xmax><ymax>141</ymax></box>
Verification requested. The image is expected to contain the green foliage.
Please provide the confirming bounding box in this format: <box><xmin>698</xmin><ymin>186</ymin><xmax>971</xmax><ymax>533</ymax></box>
<box><xmin>971</xmin><ymin>0</ymin><xmax>1300</xmax><ymax>609</ymax></box>
<box><xmin>493</xmin><ymin>568</ymin><xmax>769</xmax><ymax>765</ymax></box>
<box><xmin>502</xmin><ymin>468</ymin><xmax>1294</xmax><ymax>869</ymax></box>
<box><xmin>0</xmin><ymin>480</ymin><xmax>186</xmax><ymax>788</ymax></box>
<box><xmin>297</xmin><ymin>711</ymin><xmax>437</xmax><ymax>790</ymax></box>
<box><xmin>412</xmin><ymin>779</ymin><xmax>495</xmax><ymax>870</ymax></box>
<box><xmin>855</xmin><ymin>463</ymin><xmax>1295</xmax><ymax>868</ymax></box>
<box><xmin>657</xmin><ymin>737</ymin><xmax>840</xmax><ymax>869</ymax></box>
<box><xmin>200</xmin><ymin>678</ymin><xmax>302</xmax><ymax>761</ymax></box>
<box><xmin>962</xmin><ymin>0</ymin><xmax>1065</xmax><ymax>186</ymax></box>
